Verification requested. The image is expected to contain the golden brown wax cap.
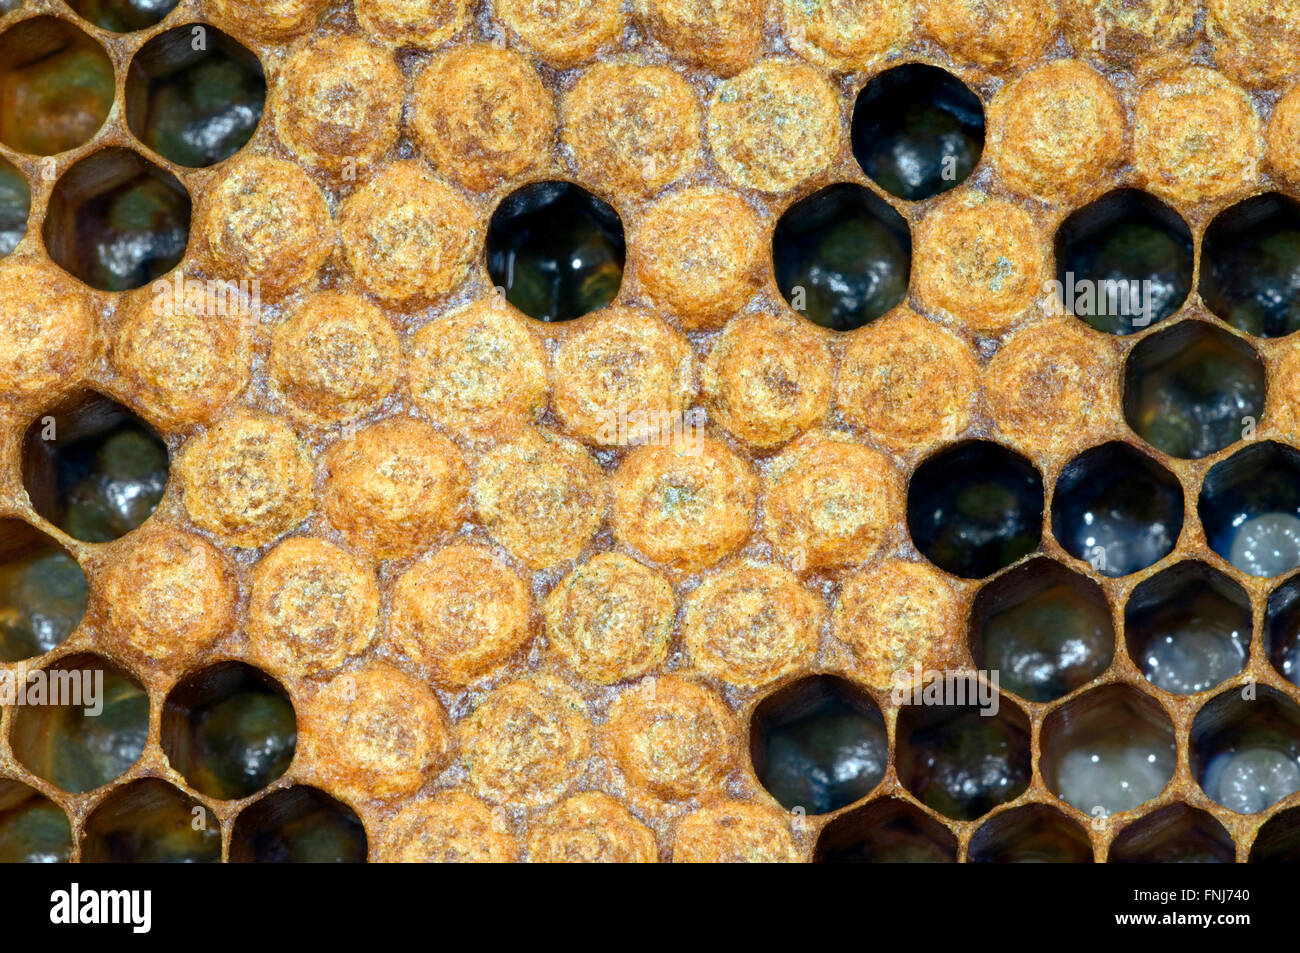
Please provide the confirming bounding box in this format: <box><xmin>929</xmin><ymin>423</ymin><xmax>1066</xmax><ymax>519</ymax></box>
<box><xmin>495</xmin><ymin>0</ymin><xmax>624</xmax><ymax>67</ymax></box>
<box><xmin>356</xmin><ymin>0</ymin><xmax>471</xmax><ymax>48</ymax></box>
<box><xmin>1061</xmin><ymin>0</ymin><xmax>1197</xmax><ymax>74</ymax></box>
<box><xmin>1207</xmin><ymin>0</ymin><xmax>1300</xmax><ymax>89</ymax></box>
<box><xmin>207</xmin><ymin>0</ymin><xmax>330</xmax><ymax>41</ymax></box>
<box><xmin>777</xmin><ymin>0</ymin><xmax>914</xmax><ymax>72</ymax></box>
<box><xmin>0</xmin><ymin>259</ymin><xmax>96</xmax><ymax>410</ymax></box>
<box><xmin>380</xmin><ymin>790</ymin><xmax>518</xmax><ymax>863</ymax></box>
<box><xmin>672</xmin><ymin>800</ymin><xmax>802</xmax><ymax>862</ymax></box>
<box><xmin>1267</xmin><ymin>84</ymin><xmax>1300</xmax><ymax>189</ymax></box>
<box><xmin>528</xmin><ymin>793</ymin><xmax>657</xmax><ymax>863</ymax></box>
<box><xmin>922</xmin><ymin>0</ymin><xmax>1058</xmax><ymax>70</ymax></box>
<box><xmin>635</xmin><ymin>0</ymin><xmax>763</xmax><ymax>75</ymax></box>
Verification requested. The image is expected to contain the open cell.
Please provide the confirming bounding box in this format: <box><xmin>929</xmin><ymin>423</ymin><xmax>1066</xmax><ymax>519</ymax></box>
<box><xmin>230</xmin><ymin>786</ymin><xmax>367</xmax><ymax>863</ymax></box>
<box><xmin>0</xmin><ymin>517</ymin><xmax>88</xmax><ymax>663</ymax></box>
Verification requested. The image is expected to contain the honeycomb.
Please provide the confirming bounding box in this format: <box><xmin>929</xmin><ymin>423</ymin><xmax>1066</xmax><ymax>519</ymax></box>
<box><xmin>1</xmin><ymin>0</ymin><xmax>1300</xmax><ymax>863</ymax></box>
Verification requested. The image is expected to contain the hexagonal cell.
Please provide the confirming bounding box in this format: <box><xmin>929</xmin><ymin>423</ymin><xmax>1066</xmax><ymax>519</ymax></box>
<box><xmin>0</xmin><ymin>777</ymin><xmax>73</xmax><ymax>863</ymax></box>
<box><xmin>967</xmin><ymin>804</ymin><xmax>1093</xmax><ymax>863</ymax></box>
<box><xmin>230</xmin><ymin>786</ymin><xmax>367</xmax><ymax>863</ymax></box>
<box><xmin>0</xmin><ymin>16</ymin><xmax>114</xmax><ymax>156</ymax></box>
<box><xmin>1108</xmin><ymin>804</ymin><xmax>1234</xmax><ymax>863</ymax></box>
<box><xmin>82</xmin><ymin>778</ymin><xmax>221</xmax><ymax>862</ymax></box>
<box><xmin>1051</xmin><ymin>441</ymin><xmax>1183</xmax><ymax>578</ymax></box>
<box><xmin>486</xmin><ymin>180</ymin><xmax>624</xmax><ymax>323</ymax></box>
<box><xmin>1053</xmin><ymin>189</ymin><xmax>1193</xmax><ymax>335</ymax></box>
<box><xmin>1192</xmin><ymin>686</ymin><xmax>1300</xmax><ymax>815</ymax></box>
<box><xmin>1201</xmin><ymin>192</ymin><xmax>1300</xmax><ymax>338</ymax></box>
<box><xmin>1125</xmin><ymin>561</ymin><xmax>1249</xmax><ymax>696</ymax></box>
<box><xmin>1041</xmin><ymin>684</ymin><xmax>1176</xmax><ymax>816</ymax></box>
<box><xmin>126</xmin><ymin>24</ymin><xmax>265</xmax><ymax>169</ymax></box>
<box><xmin>1200</xmin><ymin>442</ymin><xmax>1300</xmax><ymax>578</ymax></box>
<box><xmin>1265</xmin><ymin>573</ymin><xmax>1300</xmax><ymax>688</ymax></box>
<box><xmin>814</xmin><ymin>797</ymin><xmax>958</xmax><ymax>863</ymax></box>
<box><xmin>850</xmin><ymin>64</ymin><xmax>984</xmax><ymax>202</ymax></box>
<box><xmin>749</xmin><ymin>675</ymin><xmax>887</xmax><ymax>816</ymax></box>
<box><xmin>22</xmin><ymin>392</ymin><xmax>169</xmax><ymax>544</ymax></box>
<box><xmin>896</xmin><ymin>684</ymin><xmax>1031</xmax><ymax>821</ymax></box>
<box><xmin>907</xmin><ymin>440</ymin><xmax>1043</xmax><ymax>579</ymax></box>
<box><xmin>0</xmin><ymin>155</ymin><xmax>30</xmax><ymax>257</ymax></box>
<box><xmin>65</xmin><ymin>0</ymin><xmax>182</xmax><ymax>33</ymax></box>
<box><xmin>162</xmin><ymin>661</ymin><xmax>297</xmax><ymax>802</ymax></box>
<box><xmin>1250</xmin><ymin>806</ymin><xmax>1300</xmax><ymax>862</ymax></box>
<box><xmin>1123</xmin><ymin>320</ymin><xmax>1265</xmax><ymax>460</ymax></box>
<box><xmin>0</xmin><ymin>517</ymin><xmax>88</xmax><ymax>663</ymax></box>
<box><xmin>10</xmin><ymin>653</ymin><xmax>149</xmax><ymax>794</ymax></box>
<box><xmin>43</xmin><ymin>146</ymin><xmax>191</xmax><ymax>291</ymax></box>
<box><xmin>970</xmin><ymin>557</ymin><xmax>1114</xmax><ymax>703</ymax></box>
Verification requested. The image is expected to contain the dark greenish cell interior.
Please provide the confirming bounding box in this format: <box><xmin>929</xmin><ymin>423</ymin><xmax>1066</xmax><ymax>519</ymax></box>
<box><xmin>968</xmin><ymin>809</ymin><xmax>1092</xmax><ymax>863</ymax></box>
<box><xmin>0</xmin><ymin>534</ymin><xmax>89</xmax><ymax>663</ymax></box>
<box><xmin>68</xmin><ymin>0</ymin><xmax>181</xmax><ymax>32</ymax></box>
<box><xmin>0</xmin><ymin>160</ymin><xmax>31</xmax><ymax>256</ymax></box>
<box><xmin>1055</xmin><ymin>189</ymin><xmax>1193</xmax><ymax>335</ymax></box>
<box><xmin>772</xmin><ymin>182</ymin><xmax>911</xmax><ymax>331</ymax></box>
<box><xmin>1250</xmin><ymin>812</ymin><xmax>1300</xmax><ymax>862</ymax></box>
<box><xmin>1110</xmin><ymin>811</ymin><xmax>1235</xmax><ymax>863</ymax></box>
<box><xmin>1125</xmin><ymin>323</ymin><xmax>1265</xmax><ymax>460</ymax></box>
<box><xmin>128</xmin><ymin>26</ymin><xmax>265</xmax><ymax>168</ymax></box>
<box><xmin>899</xmin><ymin>707</ymin><xmax>1031</xmax><ymax>821</ymax></box>
<box><xmin>1191</xmin><ymin>690</ymin><xmax>1300</xmax><ymax>816</ymax></box>
<box><xmin>486</xmin><ymin>181</ymin><xmax>624</xmax><ymax>322</ymax></box>
<box><xmin>82</xmin><ymin>780</ymin><xmax>221</xmax><ymax>862</ymax></box>
<box><xmin>231</xmin><ymin>787</ymin><xmax>367</xmax><ymax>863</ymax></box>
<box><xmin>1201</xmin><ymin>193</ymin><xmax>1300</xmax><ymax>338</ymax></box>
<box><xmin>1198</xmin><ymin>442</ymin><xmax>1300</xmax><ymax>571</ymax></box>
<box><xmin>0</xmin><ymin>783</ymin><xmax>73</xmax><ymax>863</ymax></box>
<box><xmin>907</xmin><ymin>441</ymin><xmax>1043</xmax><ymax>579</ymax></box>
<box><xmin>163</xmin><ymin>663</ymin><xmax>297</xmax><ymax>801</ymax></box>
<box><xmin>67</xmin><ymin>169</ymin><xmax>191</xmax><ymax>291</ymax></box>
<box><xmin>851</xmin><ymin>63</ymin><xmax>984</xmax><ymax>201</ymax></box>
<box><xmin>1267</xmin><ymin>577</ymin><xmax>1300</xmax><ymax>689</ymax></box>
<box><xmin>11</xmin><ymin>662</ymin><xmax>149</xmax><ymax>793</ymax></box>
<box><xmin>815</xmin><ymin>806</ymin><xmax>956</xmax><ymax>863</ymax></box>
<box><xmin>751</xmin><ymin>677</ymin><xmax>886</xmax><ymax>815</ymax></box>
<box><xmin>1051</xmin><ymin>442</ymin><xmax>1183</xmax><ymax>577</ymax></box>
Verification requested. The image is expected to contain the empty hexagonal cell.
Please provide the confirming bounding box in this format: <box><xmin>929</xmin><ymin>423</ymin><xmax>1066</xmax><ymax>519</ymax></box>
<box><xmin>1123</xmin><ymin>320</ymin><xmax>1265</xmax><ymax>460</ymax></box>
<box><xmin>0</xmin><ymin>16</ymin><xmax>114</xmax><ymax>156</ymax></box>
<box><xmin>749</xmin><ymin>675</ymin><xmax>887</xmax><ymax>816</ymax></box>
<box><xmin>0</xmin><ymin>778</ymin><xmax>73</xmax><ymax>863</ymax></box>
<box><xmin>1041</xmin><ymin>684</ymin><xmax>1176</xmax><ymax>816</ymax></box>
<box><xmin>0</xmin><ymin>155</ymin><xmax>30</xmax><ymax>257</ymax></box>
<box><xmin>10</xmin><ymin>654</ymin><xmax>149</xmax><ymax>794</ymax></box>
<box><xmin>82</xmin><ymin>778</ymin><xmax>221</xmax><ymax>862</ymax></box>
<box><xmin>1250</xmin><ymin>806</ymin><xmax>1300</xmax><ymax>862</ymax></box>
<box><xmin>967</xmin><ymin>804</ymin><xmax>1093</xmax><ymax>863</ymax></box>
<box><xmin>1192</xmin><ymin>686</ymin><xmax>1300</xmax><ymax>816</ymax></box>
<box><xmin>43</xmin><ymin>147</ymin><xmax>191</xmax><ymax>291</ymax></box>
<box><xmin>1053</xmin><ymin>189</ymin><xmax>1193</xmax><ymax>335</ymax></box>
<box><xmin>1265</xmin><ymin>574</ymin><xmax>1300</xmax><ymax>688</ymax></box>
<box><xmin>1051</xmin><ymin>442</ymin><xmax>1183</xmax><ymax>578</ymax></box>
<box><xmin>486</xmin><ymin>181</ymin><xmax>624</xmax><ymax>323</ymax></box>
<box><xmin>162</xmin><ymin>662</ymin><xmax>297</xmax><ymax>802</ymax></box>
<box><xmin>850</xmin><ymin>64</ymin><xmax>984</xmax><ymax>202</ymax></box>
<box><xmin>1200</xmin><ymin>442</ymin><xmax>1300</xmax><ymax>578</ymax></box>
<box><xmin>22</xmin><ymin>392</ymin><xmax>169</xmax><ymax>544</ymax></box>
<box><xmin>1108</xmin><ymin>804</ymin><xmax>1234</xmax><ymax>863</ymax></box>
<box><xmin>1201</xmin><ymin>193</ymin><xmax>1300</xmax><ymax>338</ymax></box>
<box><xmin>230</xmin><ymin>786</ymin><xmax>367</xmax><ymax>863</ymax></box>
<box><xmin>896</xmin><ymin>686</ymin><xmax>1031</xmax><ymax>821</ymax></box>
<box><xmin>907</xmin><ymin>440</ymin><xmax>1043</xmax><ymax>579</ymax></box>
<box><xmin>814</xmin><ymin>798</ymin><xmax>957</xmax><ymax>863</ymax></box>
<box><xmin>970</xmin><ymin>558</ymin><xmax>1114</xmax><ymax>703</ymax></box>
<box><xmin>126</xmin><ymin>24</ymin><xmax>265</xmax><ymax>169</ymax></box>
<box><xmin>1125</xmin><ymin>562</ymin><xmax>1249</xmax><ymax>696</ymax></box>
<box><xmin>772</xmin><ymin>182</ymin><xmax>911</xmax><ymax>332</ymax></box>
<box><xmin>0</xmin><ymin>517</ymin><xmax>88</xmax><ymax>663</ymax></box>
<box><xmin>65</xmin><ymin>0</ymin><xmax>181</xmax><ymax>32</ymax></box>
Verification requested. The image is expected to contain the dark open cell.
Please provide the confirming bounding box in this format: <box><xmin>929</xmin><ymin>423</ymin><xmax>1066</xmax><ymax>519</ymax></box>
<box><xmin>0</xmin><ymin>16</ymin><xmax>114</xmax><ymax>156</ymax></box>
<box><xmin>1199</xmin><ymin>441</ymin><xmax>1300</xmax><ymax>578</ymax></box>
<box><xmin>82</xmin><ymin>778</ymin><xmax>221</xmax><ymax>862</ymax></box>
<box><xmin>162</xmin><ymin>662</ymin><xmax>297</xmax><ymax>801</ymax></box>
<box><xmin>1201</xmin><ymin>193</ymin><xmax>1300</xmax><ymax>338</ymax></box>
<box><xmin>1251</xmin><ymin>806</ymin><xmax>1300</xmax><ymax>862</ymax></box>
<box><xmin>1109</xmin><ymin>804</ymin><xmax>1234</xmax><ymax>863</ymax></box>
<box><xmin>126</xmin><ymin>24</ymin><xmax>265</xmax><ymax>168</ymax></box>
<box><xmin>10</xmin><ymin>654</ymin><xmax>150</xmax><ymax>794</ymax></box>
<box><xmin>1192</xmin><ymin>686</ymin><xmax>1300</xmax><ymax>815</ymax></box>
<box><xmin>1123</xmin><ymin>320</ymin><xmax>1265</xmax><ymax>460</ymax></box>
<box><xmin>1266</xmin><ymin>574</ymin><xmax>1300</xmax><ymax>689</ymax></box>
<box><xmin>486</xmin><ymin>180</ymin><xmax>624</xmax><ymax>322</ymax></box>
<box><xmin>0</xmin><ymin>517</ymin><xmax>88</xmax><ymax>663</ymax></box>
<box><xmin>907</xmin><ymin>440</ymin><xmax>1043</xmax><ymax>579</ymax></box>
<box><xmin>851</xmin><ymin>63</ymin><xmax>984</xmax><ymax>202</ymax></box>
<box><xmin>0</xmin><ymin>778</ymin><xmax>73</xmax><ymax>863</ymax></box>
<box><xmin>22</xmin><ymin>392</ymin><xmax>169</xmax><ymax>543</ymax></box>
<box><xmin>43</xmin><ymin>147</ymin><xmax>191</xmax><ymax>292</ymax></box>
<box><xmin>814</xmin><ymin>798</ymin><xmax>957</xmax><ymax>863</ymax></box>
<box><xmin>231</xmin><ymin>786</ymin><xmax>367</xmax><ymax>863</ymax></box>
<box><xmin>967</xmin><ymin>805</ymin><xmax>1093</xmax><ymax>863</ymax></box>
<box><xmin>1125</xmin><ymin>562</ymin><xmax>1249</xmax><ymax>696</ymax></box>
<box><xmin>970</xmin><ymin>557</ymin><xmax>1114</xmax><ymax>703</ymax></box>
<box><xmin>1051</xmin><ymin>441</ymin><xmax>1183</xmax><ymax>577</ymax></box>
<box><xmin>0</xmin><ymin>155</ymin><xmax>30</xmax><ymax>256</ymax></box>
<box><xmin>772</xmin><ymin>182</ymin><xmax>911</xmax><ymax>331</ymax></box>
<box><xmin>749</xmin><ymin>675</ymin><xmax>887</xmax><ymax>815</ymax></box>
<box><xmin>1054</xmin><ymin>189</ymin><xmax>1193</xmax><ymax>335</ymax></box>
<box><xmin>65</xmin><ymin>0</ymin><xmax>181</xmax><ymax>32</ymax></box>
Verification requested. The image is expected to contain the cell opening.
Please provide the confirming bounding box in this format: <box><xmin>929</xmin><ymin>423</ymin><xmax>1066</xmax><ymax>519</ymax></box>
<box><xmin>0</xmin><ymin>777</ymin><xmax>73</xmax><ymax>863</ymax></box>
<box><xmin>0</xmin><ymin>154</ymin><xmax>30</xmax><ymax>256</ymax></box>
<box><xmin>1109</xmin><ymin>804</ymin><xmax>1234</xmax><ymax>863</ymax></box>
<box><xmin>967</xmin><ymin>804</ymin><xmax>1093</xmax><ymax>863</ymax></box>
<box><xmin>65</xmin><ymin>0</ymin><xmax>181</xmax><ymax>33</ymax></box>
<box><xmin>814</xmin><ymin>798</ymin><xmax>958</xmax><ymax>863</ymax></box>
<box><xmin>230</xmin><ymin>786</ymin><xmax>367</xmax><ymax>863</ymax></box>
<box><xmin>1192</xmin><ymin>686</ymin><xmax>1300</xmax><ymax>816</ymax></box>
<box><xmin>1250</xmin><ymin>806</ymin><xmax>1300</xmax><ymax>862</ymax></box>
<box><xmin>1200</xmin><ymin>441</ymin><xmax>1300</xmax><ymax>578</ymax></box>
<box><xmin>1201</xmin><ymin>192</ymin><xmax>1300</xmax><ymax>338</ymax></box>
<box><xmin>0</xmin><ymin>517</ymin><xmax>88</xmax><ymax>663</ymax></box>
<box><xmin>82</xmin><ymin>778</ymin><xmax>221</xmax><ymax>862</ymax></box>
<box><xmin>1265</xmin><ymin>573</ymin><xmax>1300</xmax><ymax>689</ymax></box>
